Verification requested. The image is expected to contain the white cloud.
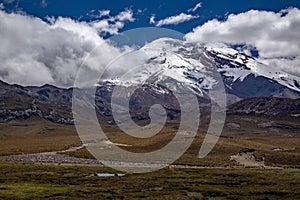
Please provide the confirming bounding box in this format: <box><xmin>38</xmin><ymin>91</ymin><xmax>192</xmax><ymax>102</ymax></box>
<box><xmin>156</xmin><ymin>13</ymin><xmax>198</xmax><ymax>26</ymax></box>
<box><xmin>87</xmin><ymin>9</ymin><xmax>110</xmax><ymax>19</ymax></box>
<box><xmin>0</xmin><ymin>3</ymin><xmax>4</xmax><ymax>9</ymax></box>
<box><xmin>185</xmin><ymin>8</ymin><xmax>300</xmax><ymax>76</ymax></box>
<box><xmin>259</xmin><ymin>57</ymin><xmax>300</xmax><ymax>77</ymax></box>
<box><xmin>115</xmin><ymin>8</ymin><xmax>134</xmax><ymax>22</ymax></box>
<box><xmin>149</xmin><ymin>14</ymin><xmax>155</xmax><ymax>24</ymax></box>
<box><xmin>98</xmin><ymin>9</ymin><xmax>110</xmax><ymax>18</ymax></box>
<box><xmin>188</xmin><ymin>2</ymin><xmax>202</xmax><ymax>12</ymax></box>
<box><xmin>92</xmin><ymin>20</ymin><xmax>123</xmax><ymax>35</ymax></box>
<box><xmin>91</xmin><ymin>8</ymin><xmax>134</xmax><ymax>35</ymax></box>
<box><xmin>0</xmin><ymin>9</ymin><xmax>130</xmax><ymax>87</ymax></box>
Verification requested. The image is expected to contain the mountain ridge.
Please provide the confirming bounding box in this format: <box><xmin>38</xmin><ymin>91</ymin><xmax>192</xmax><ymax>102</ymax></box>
<box><xmin>1</xmin><ymin>38</ymin><xmax>300</xmax><ymax>124</ymax></box>
<box><xmin>0</xmin><ymin>79</ymin><xmax>299</xmax><ymax>124</ymax></box>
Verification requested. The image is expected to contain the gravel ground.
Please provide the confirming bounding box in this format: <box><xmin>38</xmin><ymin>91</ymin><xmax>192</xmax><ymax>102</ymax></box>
<box><xmin>0</xmin><ymin>152</ymin><xmax>102</xmax><ymax>164</ymax></box>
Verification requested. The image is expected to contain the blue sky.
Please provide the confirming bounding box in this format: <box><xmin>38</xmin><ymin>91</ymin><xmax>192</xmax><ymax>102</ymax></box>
<box><xmin>0</xmin><ymin>0</ymin><xmax>299</xmax><ymax>86</ymax></box>
<box><xmin>2</xmin><ymin>0</ymin><xmax>300</xmax><ymax>34</ymax></box>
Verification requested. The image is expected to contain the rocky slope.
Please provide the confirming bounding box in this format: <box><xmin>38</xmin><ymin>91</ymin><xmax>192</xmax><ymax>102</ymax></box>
<box><xmin>227</xmin><ymin>96</ymin><xmax>300</xmax><ymax>117</ymax></box>
<box><xmin>1</xmin><ymin>79</ymin><xmax>300</xmax><ymax>124</ymax></box>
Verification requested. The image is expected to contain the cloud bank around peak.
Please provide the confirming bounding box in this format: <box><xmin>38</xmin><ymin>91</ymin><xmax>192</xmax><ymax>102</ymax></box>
<box><xmin>0</xmin><ymin>9</ymin><xmax>134</xmax><ymax>87</ymax></box>
<box><xmin>185</xmin><ymin>7</ymin><xmax>300</xmax><ymax>76</ymax></box>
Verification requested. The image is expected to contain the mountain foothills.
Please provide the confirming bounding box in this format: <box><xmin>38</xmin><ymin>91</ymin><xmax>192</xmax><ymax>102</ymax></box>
<box><xmin>0</xmin><ymin>38</ymin><xmax>300</xmax><ymax>124</ymax></box>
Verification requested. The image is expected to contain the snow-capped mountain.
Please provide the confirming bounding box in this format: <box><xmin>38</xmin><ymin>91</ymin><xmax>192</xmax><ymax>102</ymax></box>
<box><xmin>101</xmin><ymin>38</ymin><xmax>300</xmax><ymax>103</ymax></box>
<box><xmin>204</xmin><ymin>42</ymin><xmax>300</xmax><ymax>99</ymax></box>
<box><xmin>1</xmin><ymin>38</ymin><xmax>300</xmax><ymax>124</ymax></box>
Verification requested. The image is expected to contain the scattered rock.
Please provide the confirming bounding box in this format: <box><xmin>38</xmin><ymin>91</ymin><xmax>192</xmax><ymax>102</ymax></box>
<box><xmin>226</xmin><ymin>122</ymin><xmax>240</xmax><ymax>129</ymax></box>
<box><xmin>257</xmin><ymin>121</ymin><xmax>298</xmax><ymax>129</ymax></box>
<box><xmin>272</xmin><ymin>147</ymin><xmax>283</xmax><ymax>151</ymax></box>
<box><xmin>230</xmin><ymin>148</ymin><xmax>265</xmax><ymax>168</ymax></box>
<box><xmin>187</xmin><ymin>192</ymin><xmax>204</xmax><ymax>200</ymax></box>
<box><xmin>228</xmin><ymin>97</ymin><xmax>300</xmax><ymax>117</ymax></box>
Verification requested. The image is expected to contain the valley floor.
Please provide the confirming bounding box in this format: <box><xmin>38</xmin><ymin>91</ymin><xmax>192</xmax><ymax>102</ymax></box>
<box><xmin>0</xmin><ymin>117</ymin><xmax>299</xmax><ymax>199</ymax></box>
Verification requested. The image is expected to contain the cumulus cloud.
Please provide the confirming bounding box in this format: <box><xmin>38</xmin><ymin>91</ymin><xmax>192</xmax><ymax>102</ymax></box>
<box><xmin>0</xmin><ymin>9</ymin><xmax>133</xmax><ymax>87</ymax></box>
<box><xmin>114</xmin><ymin>8</ymin><xmax>135</xmax><ymax>22</ymax></box>
<box><xmin>149</xmin><ymin>14</ymin><xmax>155</xmax><ymax>24</ymax></box>
<box><xmin>156</xmin><ymin>13</ymin><xmax>198</xmax><ymax>26</ymax></box>
<box><xmin>91</xmin><ymin>8</ymin><xmax>134</xmax><ymax>35</ymax></box>
<box><xmin>259</xmin><ymin>57</ymin><xmax>300</xmax><ymax>77</ymax></box>
<box><xmin>185</xmin><ymin>8</ymin><xmax>300</xmax><ymax>76</ymax></box>
<box><xmin>188</xmin><ymin>2</ymin><xmax>202</xmax><ymax>12</ymax></box>
<box><xmin>98</xmin><ymin>9</ymin><xmax>110</xmax><ymax>18</ymax></box>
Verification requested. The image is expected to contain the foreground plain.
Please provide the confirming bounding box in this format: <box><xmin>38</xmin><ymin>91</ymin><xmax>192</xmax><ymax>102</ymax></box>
<box><xmin>0</xmin><ymin>162</ymin><xmax>299</xmax><ymax>199</ymax></box>
<box><xmin>0</xmin><ymin>117</ymin><xmax>299</xmax><ymax>199</ymax></box>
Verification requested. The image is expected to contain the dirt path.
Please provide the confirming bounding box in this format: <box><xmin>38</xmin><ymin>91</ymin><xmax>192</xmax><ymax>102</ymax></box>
<box><xmin>0</xmin><ymin>145</ymin><xmax>280</xmax><ymax>169</ymax></box>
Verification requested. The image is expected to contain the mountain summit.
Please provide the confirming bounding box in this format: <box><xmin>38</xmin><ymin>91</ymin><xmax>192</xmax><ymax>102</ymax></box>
<box><xmin>102</xmin><ymin>38</ymin><xmax>300</xmax><ymax>103</ymax></box>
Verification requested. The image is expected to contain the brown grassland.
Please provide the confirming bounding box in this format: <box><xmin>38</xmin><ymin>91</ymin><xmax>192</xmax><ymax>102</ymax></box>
<box><xmin>0</xmin><ymin>116</ymin><xmax>299</xmax><ymax>199</ymax></box>
<box><xmin>0</xmin><ymin>117</ymin><xmax>81</xmax><ymax>156</ymax></box>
